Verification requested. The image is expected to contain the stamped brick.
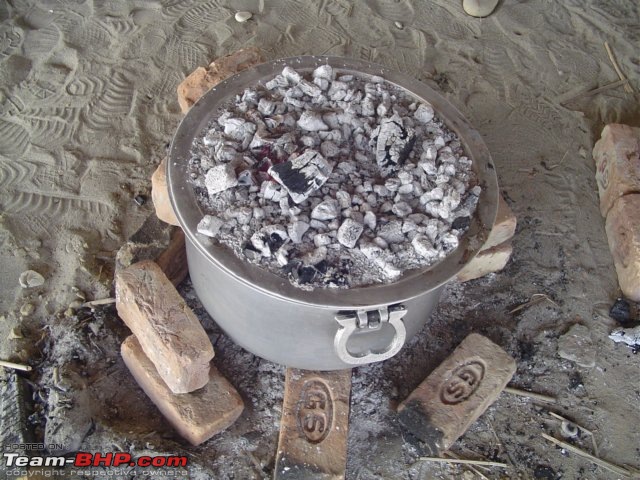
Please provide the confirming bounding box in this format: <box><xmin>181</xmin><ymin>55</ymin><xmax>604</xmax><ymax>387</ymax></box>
<box><xmin>275</xmin><ymin>368</ymin><xmax>352</xmax><ymax>480</ymax></box>
<box><xmin>116</xmin><ymin>260</ymin><xmax>214</xmax><ymax>393</ymax></box>
<box><xmin>177</xmin><ymin>47</ymin><xmax>263</xmax><ymax>113</ymax></box>
<box><xmin>151</xmin><ymin>158</ymin><xmax>180</xmax><ymax>226</ymax></box>
<box><xmin>484</xmin><ymin>194</ymin><xmax>516</xmax><ymax>249</ymax></box>
<box><xmin>397</xmin><ymin>333</ymin><xmax>516</xmax><ymax>455</ymax></box>
<box><xmin>606</xmin><ymin>194</ymin><xmax>640</xmax><ymax>301</ymax></box>
<box><xmin>121</xmin><ymin>335</ymin><xmax>243</xmax><ymax>446</ymax></box>
<box><xmin>593</xmin><ymin>123</ymin><xmax>640</xmax><ymax>216</ymax></box>
<box><xmin>456</xmin><ymin>241</ymin><xmax>513</xmax><ymax>282</ymax></box>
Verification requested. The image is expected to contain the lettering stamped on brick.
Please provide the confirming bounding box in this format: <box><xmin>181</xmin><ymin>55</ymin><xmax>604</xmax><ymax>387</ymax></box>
<box><xmin>397</xmin><ymin>334</ymin><xmax>516</xmax><ymax>455</ymax></box>
<box><xmin>275</xmin><ymin>369</ymin><xmax>352</xmax><ymax>480</ymax></box>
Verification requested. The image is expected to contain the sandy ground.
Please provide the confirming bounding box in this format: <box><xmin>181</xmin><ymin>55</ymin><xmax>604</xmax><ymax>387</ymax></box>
<box><xmin>1</xmin><ymin>0</ymin><xmax>639</xmax><ymax>478</ymax></box>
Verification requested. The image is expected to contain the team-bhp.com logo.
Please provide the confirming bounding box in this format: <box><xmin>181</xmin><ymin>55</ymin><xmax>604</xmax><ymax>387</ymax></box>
<box><xmin>4</xmin><ymin>452</ymin><xmax>188</xmax><ymax>468</ymax></box>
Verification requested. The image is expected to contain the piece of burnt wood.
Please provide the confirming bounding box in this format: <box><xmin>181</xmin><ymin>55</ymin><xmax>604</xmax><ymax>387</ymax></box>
<box><xmin>274</xmin><ymin>368</ymin><xmax>352</xmax><ymax>480</ymax></box>
<box><xmin>0</xmin><ymin>370</ymin><xmax>32</xmax><ymax>447</ymax></box>
<box><xmin>397</xmin><ymin>334</ymin><xmax>516</xmax><ymax>455</ymax></box>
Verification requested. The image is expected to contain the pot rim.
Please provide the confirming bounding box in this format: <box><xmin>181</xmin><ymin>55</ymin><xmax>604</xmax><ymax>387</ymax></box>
<box><xmin>168</xmin><ymin>55</ymin><xmax>499</xmax><ymax>309</ymax></box>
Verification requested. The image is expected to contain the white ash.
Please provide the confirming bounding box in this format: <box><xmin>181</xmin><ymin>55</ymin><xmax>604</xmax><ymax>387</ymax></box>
<box><xmin>188</xmin><ymin>65</ymin><xmax>480</xmax><ymax>290</ymax></box>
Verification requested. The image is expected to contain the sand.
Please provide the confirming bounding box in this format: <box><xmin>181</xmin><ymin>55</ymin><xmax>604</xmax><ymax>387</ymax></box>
<box><xmin>0</xmin><ymin>0</ymin><xmax>639</xmax><ymax>478</ymax></box>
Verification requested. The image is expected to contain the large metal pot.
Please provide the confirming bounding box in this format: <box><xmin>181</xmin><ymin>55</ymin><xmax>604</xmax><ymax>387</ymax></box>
<box><xmin>168</xmin><ymin>56</ymin><xmax>498</xmax><ymax>370</ymax></box>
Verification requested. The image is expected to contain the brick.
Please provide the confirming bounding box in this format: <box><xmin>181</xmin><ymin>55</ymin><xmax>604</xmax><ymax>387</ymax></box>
<box><xmin>484</xmin><ymin>194</ymin><xmax>516</xmax><ymax>249</ymax></box>
<box><xmin>155</xmin><ymin>228</ymin><xmax>189</xmax><ymax>287</ymax></box>
<box><xmin>593</xmin><ymin>123</ymin><xmax>640</xmax><ymax>216</ymax></box>
<box><xmin>116</xmin><ymin>260</ymin><xmax>214</xmax><ymax>393</ymax></box>
<box><xmin>176</xmin><ymin>47</ymin><xmax>263</xmax><ymax>113</ymax></box>
<box><xmin>606</xmin><ymin>194</ymin><xmax>640</xmax><ymax>301</ymax></box>
<box><xmin>275</xmin><ymin>368</ymin><xmax>351</xmax><ymax>480</ymax></box>
<box><xmin>116</xmin><ymin>214</ymin><xmax>188</xmax><ymax>287</ymax></box>
<box><xmin>121</xmin><ymin>336</ymin><xmax>243</xmax><ymax>445</ymax></box>
<box><xmin>456</xmin><ymin>241</ymin><xmax>512</xmax><ymax>282</ymax></box>
<box><xmin>151</xmin><ymin>158</ymin><xmax>180</xmax><ymax>226</ymax></box>
<box><xmin>397</xmin><ymin>333</ymin><xmax>515</xmax><ymax>455</ymax></box>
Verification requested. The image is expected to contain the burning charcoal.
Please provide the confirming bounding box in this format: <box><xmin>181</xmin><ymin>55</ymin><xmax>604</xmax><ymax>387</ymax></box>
<box><xmin>314</xmin><ymin>233</ymin><xmax>332</xmax><ymax>247</ymax></box>
<box><xmin>258</xmin><ymin>98</ymin><xmax>276</xmax><ymax>116</ymax></box>
<box><xmin>392</xmin><ymin>202</ymin><xmax>412</xmax><ymax>217</ymax></box>
<box><xmin>297</xmin><ymin>111</ymin><xmax>329</xmax><ymax>131</ymax></box>
<box><xmin>261</xmin><ymin>180</ymin><xmax>286</xmax><ymax>201</ymax></box>
<box><xmin>412</xmin><ymin>235</ymin><xmax>438</xmax><ymax>260</ymax></box>
<box><xmin>197</xmin><ymin>215</ymin><xmax>224</xmax><ymax>237</ymax></box>
<box><xmin>337</xmin><ymin>218</ymin><xmax>364</xmax><ymax>248</ymax></box>
<box><xmin>287</xmin><ymin>221</ymin><xmax>309</xmax><ymax>243</ymax></box>
<box><xmin>438</xmin><ymin>232</ymin><xmax>459</xmax><ymax>252</ymax></box>
<box><xmin>265</xmin><ymin>74</ymin><xmax>288</xmax><ymax>90</ymax></box>
<box><xmin>328</xmin><ymin>81</ymin><xmax>348</xmax><ymax>101</ymax></box>
<box><xmin>359</xmin><ymin>243</ymin><xmax>402</xmax><ymax>280</ymax></box>
<box><xmin>303</xmin><ymin>246</ymin><xmax>327</xmax><ymax>265</ymax></box>
<box><xmin>320</xmin><ymin>141</ymin><xmax>339</xmax><ymax>158</ymax></box>
<box><xmin>364</xmin><ymin>211</ymin><xmax>377</xmax><ymax>230</ymax></box>
<box><xmin>313</xmin><ymin>64</ymin><xmax>334</xmax><ymax>80</ymax></box>
<box><xmin>253</xmin><ymin>207</ymin><xmax>265</xmax><ymax>220</ymax></box>
<box><xmin>282</xmin><ymin>66</ymin><xmax>302</xmax><ymax>84</ymax></box>
<box><xmin>300</xmin><ymin>135</ymin><xmax>319</xmax><ymax>148</ymax></box>
<box><xmin>335</xmin><ymin>191</ymin><xmax>351</xmax><ymax>209</ymax></box>
<box><xmin>414</xmin><ymin>103</ymin><xmax>435</xmax><ymax>123</ymax></box>
<box><xmin>269</xmin><ymin>150</ymin><xmax>332</xmax><ymax>204</ymax></box>
<box><xmin>251</xmin><ymin>225</ymin><xmax>288</xmax><ymax>257</ymax></box>
<box><xmin>298</xmin><ymin>79</ymin><xmax>322</xmax><ymax>97</ymax></box>
<box><xmin>314</xmin><ymin>77</ymin><xmax>330</xmax><ymax>90</ymax></box>
<box><xmin>311</xmin><ymin>199</ymin><xmax>339</xmax><ymax>221</ymax></box>
<box><xmin>237</xmin><ymin>169</ymin><xmax>256</xmax><ymax>186</ymax></box>
<box><xmin>434</xmin><ymin>136</ymin><xmax>446</xmax><ymax>149</ymax></box>
<box><xmin>275</xmin><ymin>246</ymin><xmax>289</xmax><ymax>266</ymax></box>
<box><xmin>371</xmin><ymin>114</ymin><xmax>416</xmax><ymax>176</ymax></box>
<box><xmin>297</xmin><ymin>265</ymin><xmax>318</xmax><ymax>284</ymax></box>
<box><xmin>361</xmin><ymin>97</ymin><xmax>376</xmax><ymax>117</ymax></box>
<box><xmin>420</xmin><ymin>187</ymin><xmax>444</xmax><ymax>203</ymax></box>
<box><xmin>205</xmin><ymin>164</ymin><xmax>238</xmax><ymax>196</ymax></box>
<box><xmin>223</xmin><ymin>118</ymin><xmax>256</xmax><ymax>141</ymax></box>
<box><xmin>378</xmin><ymin>220</ymin><xmax>405</xmax><ymax>244</ymax></box>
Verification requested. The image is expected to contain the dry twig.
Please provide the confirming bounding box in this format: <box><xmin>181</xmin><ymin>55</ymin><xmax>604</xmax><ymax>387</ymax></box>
<box><xmin>509</xmin><ymin>294</ymin><xmax>558</xmax><ymax>314</ymax></box>
<box><xmin>0</xmin><ymin>359</ymin><xmax>32</xmax><ymax>372</ymax></box>
<box><xmin>82</xmin><ymin>298</ymin><xmax>116</xmax><ymax>308</ymax></box>
<box><xmin>420</xmin><ymin>457</ymin><xmax>509</xmax><ymax>468</ymax></box>
<box><xmin>504</xmin><ymin>386</ymin><xmax>556</xmax><ymax>404</ymax></box>
<box><xmin>560</xmin><ymin>79</ymin><xmax>628</xmax><ymax>105</ymax></box>
<box><xmin>604</xmin><ymin>41</ymin><xmax>634</xmax><ymax>93</ymax></box>
<box><xmin>548</xmin><ymin>411</ymin><xmax>599</xmax><ymax>457</ymax></box>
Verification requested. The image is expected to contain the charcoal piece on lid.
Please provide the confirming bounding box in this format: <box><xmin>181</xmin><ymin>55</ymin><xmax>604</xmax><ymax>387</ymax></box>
<box><xmin>268</xmin><ymin>150</ymin><xmax>332</xmax><ymax>204</ymax></box>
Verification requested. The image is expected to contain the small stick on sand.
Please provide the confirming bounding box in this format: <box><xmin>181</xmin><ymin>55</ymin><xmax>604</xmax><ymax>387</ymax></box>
<box><xmin>560</xmin><ymin>79</ymin><xmax>628</xmax><ymax>105</ymax></box>
<box><xmin>0</xmin><ymin>359</ymin><xmax>33</xmax><ymax>372</ymax></box>
<box><xmin>504</xmin><ymin>386</ymin><xmax>556</xmax><ymax>404</ymax></box>
<box><xmin>82</xmin><ymin>298</ymin><xmax>116</xmax><ymax>308</ymax></box>
<box><xmin>444</xmin><ymin>451</ymin><xmax>491</xmax><ymax>480</ymax></box>
<box><xmin>604</xmin><ymin>41</ymin><xmax>634</xmax><ymax>93</ymax></box>
<box><xmin>541</xmin><ymin>433</ymin><xmax>637</xmax><ymax>478</ymax></box>
<box><xmin>543</xmin><ymin>150</ymin><xmax>569</xmax><ymax>171</ymax></box>
<box><xmin>420</xmin><ymin>457</ymin><xmax>509</xmax><ymax>468</ymax></box>
<box><xmin>509</xmin><ymin>294</ymin><xmax>558</xmax><ymax>314</ymax></box>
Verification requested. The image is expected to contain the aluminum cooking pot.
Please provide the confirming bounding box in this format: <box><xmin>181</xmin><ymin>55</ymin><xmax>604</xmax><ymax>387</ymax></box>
<box><xmin>168</xmin><ymin>56</ymin><xmax>498</xmax><ymax>370</ymax></box>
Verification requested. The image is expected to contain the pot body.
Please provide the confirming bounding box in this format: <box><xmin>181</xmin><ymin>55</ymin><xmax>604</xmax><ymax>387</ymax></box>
<box><xmin>169</xmin><ymin>56</ymin><xmax>499</xmax><ymax>370</ymax></box>
<box><xmin>187</xmin><ymin>239</ymin><xmax>445</xmax><ymax>370</ymax></box>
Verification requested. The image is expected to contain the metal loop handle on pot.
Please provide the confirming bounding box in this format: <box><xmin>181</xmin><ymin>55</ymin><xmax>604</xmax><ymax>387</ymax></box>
<box><xmin>334</xmin><ymin>305</ymin><xmax>407</xmax><ymax>365</ymax></box>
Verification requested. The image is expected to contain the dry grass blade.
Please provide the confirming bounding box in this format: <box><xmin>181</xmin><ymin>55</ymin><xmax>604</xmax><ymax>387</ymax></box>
<box><xmin>504</xmin><ymin>386</ymin><xmax>556</xmax><ymax>403</ymax></box>
<box><xmin>509</xmin><ymin>294</ymin><xmax>558</xmax><ymax>314</ymax></box>
<box><xmin>82</xmin><ymin>297</ymin><xmax>116</xmax><ymax>308</ymax></box>
<box><xmin>541</xmin><ymin>433</ymin><xmax>638</xmax><ymax>478</ymax></box>
<box><xmin>604</xmin><ymin>41</ymin><xmax>634</xmax><ymax>93</ymax></box>
<box><xmin>0</xmin><ymin>359</ymin><xmax>32</xmax><ymax>372</ymax></box>
<box><xmin>444</xmin><ymin>451</ymin><xmax>491</xmax><ymax>480</ymax></box>
<box><xmin>420</xmin><ymin>457</ymin><xmax>509</xmax><ymax>468</ymax></box>
<box><xmin>560</xmin><ymin>79</ymin><xmax>628</xmax><ymax>105</ymax></box>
